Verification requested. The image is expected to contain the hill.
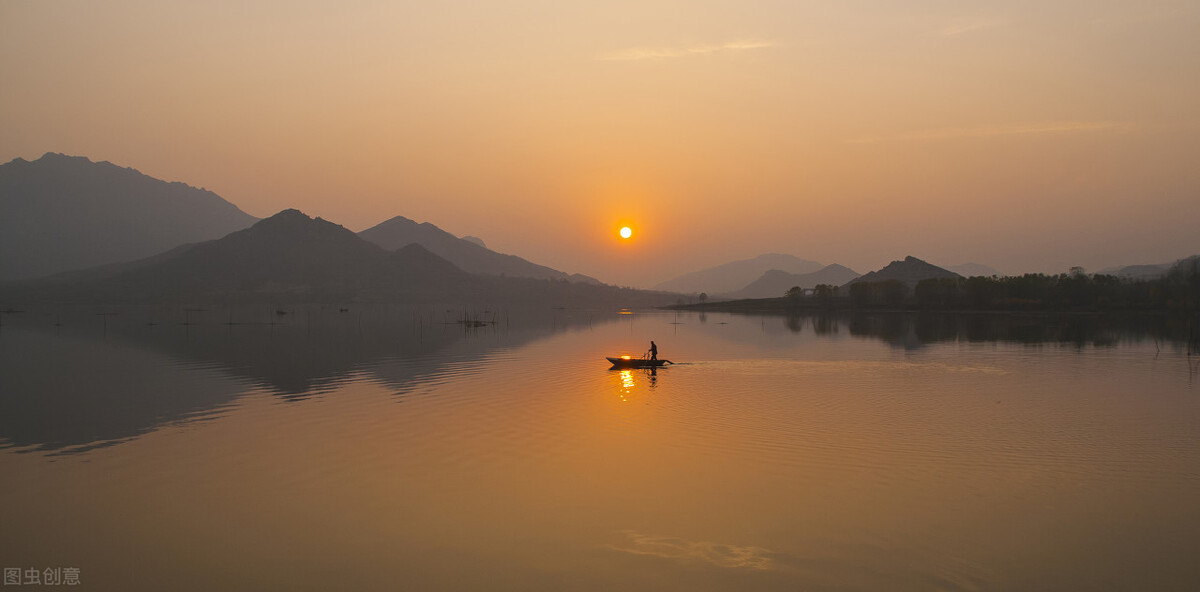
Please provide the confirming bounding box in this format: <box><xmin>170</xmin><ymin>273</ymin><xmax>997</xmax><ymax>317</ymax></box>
<box><xmin>0</xmin><ymin>153</ymin><xmax>257</xmax><ymax>280</ymax></box>
<box><xmin>655</xmin><ymin>254</ymin><xmax>824</xmax><ymax>295</ymax></box>
<box><xmin>1</xmin><ymin>209</ymin><xmax>472</xmax><ymax>302</ymax></box>
<box><xmin>728</xmin><ymin>264</ymin><xmax>861</xmax><ymax>299</ymax></box>
<box><xmin>568</xmin><ymin>273</ymin><xmax>603</xmax><ymax>285</ymax></box>
<box><xmin>1167</xmin><ymin>255</ymin><xmax>1200</xmax><ymax>276</ymax></box>
<box><xmin>1</xmin><ymin>209</ymin><xmax>675</xmax><ymax>307</ymax></box>
<box><xmin>1098</xmin><ymin>257</ymin><xmax>1199</xmax><ymax>280</ymax></box>
<box><xmin>844</xmin><ymin>256</ymin><xmax>960</xmax><ymax>288</ymax></box>
<box><xmin>359</xmin><ymin>215</ymin><xmax>573</xmax><ymax>281</ymax></box>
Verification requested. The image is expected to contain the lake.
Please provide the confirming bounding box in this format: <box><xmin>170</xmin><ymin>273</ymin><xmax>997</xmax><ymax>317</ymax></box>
<box><xmin>2</xmin><ymin>306</ymin><xmax>1198</xmax><ymax>591</ymax></box>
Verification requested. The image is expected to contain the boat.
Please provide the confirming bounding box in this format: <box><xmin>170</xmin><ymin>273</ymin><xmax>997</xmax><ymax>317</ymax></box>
<box><xmin>606</xmin><ymin>356</ymin><xmax>672</xmax><ymax>368</ymax></box>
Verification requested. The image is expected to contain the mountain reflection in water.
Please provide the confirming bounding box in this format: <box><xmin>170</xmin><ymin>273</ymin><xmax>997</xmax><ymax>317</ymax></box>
<box><xmin>1</xmin><ymin>307</ymin><xmax>1198</xmax><ymax>591</ymax></box>
<box><xmin>0</xmin><ymin>305</ymin><xmax>600</xmax><ymax>453</ymax></box>
<box><xmin>774</xmin><ymin>311</ymin><xmax>1194</xmax><ymax>351</ymax></box>
<box><xmin>3</xmin><ymin>307</ymin><xmax>1192</xmax><ymax>456</ymax></box>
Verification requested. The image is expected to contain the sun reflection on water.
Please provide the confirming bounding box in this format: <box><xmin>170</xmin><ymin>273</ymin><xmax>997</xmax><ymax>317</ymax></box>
<box><xmin>613</xmin><ymin>367</ymin><xmax>659</xmax><ymax>403</ymax></box>
<box><xmin>619</xmin><ymin>369</ymin><xmax>635</xmax><ymax>402</ymax></box>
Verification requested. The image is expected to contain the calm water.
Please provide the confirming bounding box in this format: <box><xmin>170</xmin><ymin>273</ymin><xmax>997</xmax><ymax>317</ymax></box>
<box><xmin>1</xmin><ymin>307</ymin><xmax>1198</xmax><ymax>591</ymax></box>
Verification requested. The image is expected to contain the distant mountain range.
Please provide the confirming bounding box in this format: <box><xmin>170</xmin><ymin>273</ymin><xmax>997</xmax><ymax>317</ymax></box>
<box><xmin>711</xmin><ymin>256</ymin><xmax>959</xmax><ymax>300</ymax></box>
<box><xmin>1</xmin><ymin>209</ymin><xmax>671</xmax><ymax>307</ymax></box>
<box><xmin>6</xmin><ymin>209</ymin><xmax>469</xmax><ymax>302</ymax></box>
<box><xmin>6</xmin><ymin>152</ymin><xmax>1189</xmax><ymax>307</ymax></box>
<box><xmin>0</xmin><ymin>152</ymin><xmax>601</xmax><ymax>291</ymax></box>
<box><xmin>1101</xmin><ymin>263</ymin><xmax>1173</xmax><ymax>280</ymax></box>
<box><xmin>655</xmin><ymin>254</ymin><xmax>824</xmax><ymax>295</ymax></box>
<box><xmin>359</xmin><ymin>215</ymin><xmax>597</xmax><ymax>283</ymax></box>
<box><xmin>0</xmin><ymin>153</ymin><xmax>258</xmax><ymax>280</ymax></box>
<box><xmin>1097</xmin><ymin>257</ymin><xmax>1200</xmax><ymax>280</ymax></box>
<box><xmin>844</xmin><ymin>256</ymin><xmax>960</xmax><ymax>288</ymax></box>
<box><xmin>728</xmin><ymin>264</ymin><xmax>861</xmax><ymax>299</ymax></box>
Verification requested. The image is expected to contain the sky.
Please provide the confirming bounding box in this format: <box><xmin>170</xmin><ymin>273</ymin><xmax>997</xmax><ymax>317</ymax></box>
<box><xmin>2</xmin><ymin>0</ymin><xmax>1198</xmax><ymax>287</ymax></box>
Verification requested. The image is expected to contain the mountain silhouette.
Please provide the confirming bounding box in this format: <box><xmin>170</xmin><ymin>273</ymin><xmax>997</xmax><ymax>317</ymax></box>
<box><xmin>729</xmin><ymin>264</ymin><xmax>861</xmax><ymax>298</ymax></box>
<box><xmin>1100</xmin><ymin>263</ymin><xmax>1174</xmax><ymax>280</ymax></box>
<box><xmin>567</xmin><ymin>273</ymin><xmax>602</xmax><ymax>285</ymax></box>
<box><xmin>125</xmin><ymin>209</ymin><xmax>476</xmax><ymax>300</ymax></box>
<box><xmin>844</xmin><ymin>256</ymin><xmax>961</xmax><ymax>288</ymax></box>
<box><xmin>656</xmin><ymin>253</ymin><xmax>824</xmax><ymax>294</ymax></box>
<box><xmin>1097</xmin><ymin>256</ymin><xmax>1200</xmax><ymax>280</ymax></box>
<box><xmin>3</xmin><ymin>209</ymin><xmax>471</xmax><ymax>302</ymax></box>
<box><xmin>359</xmin><ymin>215</ymin><xmax>574</xmax><ymax>281</ymax></box>
<box><xmin>2</xmin><ymin>209</ymin><xmax>674</xmax><ymax>307</ymax></box>
<box><xmin>0</xmin><ymin>153</ymin><xmax>257</xmax><ymax>280</ymax></box>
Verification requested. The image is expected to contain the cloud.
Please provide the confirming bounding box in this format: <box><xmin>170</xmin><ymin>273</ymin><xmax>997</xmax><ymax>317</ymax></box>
<box><xmin>846</xmin><ymin>121</ymin><xmax>1137</xmax><ymax>144</ymax></box>
<box><xmin>940</xmin><ymin>17</ymin><xmax>1010</xmax><ymax>36</ymax></box>
<box><xmin>608</xmin><ymin>530</ymin><xmax>774</xmax><ymax>569</ymax></box>
<box><xmin>597</xmin><ymin>40</ymin><xmax>775</xmax><ymax>61</ymax></box>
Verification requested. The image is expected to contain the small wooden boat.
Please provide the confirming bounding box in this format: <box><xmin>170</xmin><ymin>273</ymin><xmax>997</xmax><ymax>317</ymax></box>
<box><xmin>607</xmin><ymin>356</ymin><xmax>672</xmax><ymax>368</ymax></box>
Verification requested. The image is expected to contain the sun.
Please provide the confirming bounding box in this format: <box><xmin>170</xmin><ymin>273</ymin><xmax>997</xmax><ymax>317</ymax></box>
<box><xmin>619</xmin><ymin>226</ymin><xmax>632</xmax><ymax>239</ymax></box>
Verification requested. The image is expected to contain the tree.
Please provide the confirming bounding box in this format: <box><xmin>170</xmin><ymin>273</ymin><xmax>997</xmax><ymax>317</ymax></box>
<box><xmin>698</xmin><ymin>292</ymin><xmax>708</xmax><ymax>303</ymax></box>
<box><xmin>915</xmin><ymin>278</ymin><xmax>963</xmax><ymax>309</ymax></box>
<box><xmin>881</xmin><ymin>280</ymin><xmax>908</xmax><ymax>307</ymax></box>
<box><xmin>813</xmin><ymin>284</ymin><xmax>837</xmax><ymax>308</ymax></box>
<box><xmin>848</xmin><ymin>282</ymin><xmax>873</xmax><ymax>307</ymax></box>
<box><xmin>848</xmin><ymin>280</ymin><xmax>908</xmax><ymax>308</ymax></box>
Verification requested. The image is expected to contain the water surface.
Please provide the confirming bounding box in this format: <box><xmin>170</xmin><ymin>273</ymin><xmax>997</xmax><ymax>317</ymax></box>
<box><xmin>2</xmin><ymin>308</ymin><xmax>1198</xmax><ymax>591</ymax></box>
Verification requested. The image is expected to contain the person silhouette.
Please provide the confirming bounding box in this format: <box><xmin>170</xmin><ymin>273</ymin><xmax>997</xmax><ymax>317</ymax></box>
<box><xmin>649</xmin><ymin>340</ymin><xmax>658</xmax><ymax>362</ymax></box>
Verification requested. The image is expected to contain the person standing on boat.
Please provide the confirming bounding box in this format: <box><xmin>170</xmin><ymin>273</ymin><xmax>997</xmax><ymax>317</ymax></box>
<box><xmin>650</xmin><ymin>340</ymin><xmax>658</xmax><ymax>362</ymax></box>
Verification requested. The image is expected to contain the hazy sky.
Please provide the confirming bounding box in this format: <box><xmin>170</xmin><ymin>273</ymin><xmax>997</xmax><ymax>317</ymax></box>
<box><xmin>3</xmin><ymin>0</ymin><xmax>1198</xmax><ymax>287</ymax></box>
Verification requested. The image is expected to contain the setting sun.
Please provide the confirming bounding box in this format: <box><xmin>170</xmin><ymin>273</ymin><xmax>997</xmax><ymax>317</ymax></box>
<box><xmin>619</xmin><ymin>226</ymin><xmax>632</xmax><ymax>239</ymax></box>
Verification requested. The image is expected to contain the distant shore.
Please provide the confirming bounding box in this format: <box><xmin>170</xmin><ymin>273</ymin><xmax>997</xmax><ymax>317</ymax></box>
<box><xmin>668</xmin><ymin>269</ymin><xmax>1200</xmax><ymax>315</ymax></box>
<box><xmin>667</xmin><ymin>297</ymin><xmax>1197</xmax><ymax>316</ymax></box>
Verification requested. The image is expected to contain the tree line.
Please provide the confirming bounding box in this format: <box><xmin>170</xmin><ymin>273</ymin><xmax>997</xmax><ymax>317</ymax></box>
<box><xmin>786</xmin><ymin>261</ymin><xmax>1200</xmax><ymax>311</ymax></box>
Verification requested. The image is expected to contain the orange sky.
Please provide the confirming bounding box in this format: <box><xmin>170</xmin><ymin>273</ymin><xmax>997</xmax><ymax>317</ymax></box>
<box><xmin>3</xmin><ymin>1</ymin><xmax>1198</xmax><ymax>287</ymax></box>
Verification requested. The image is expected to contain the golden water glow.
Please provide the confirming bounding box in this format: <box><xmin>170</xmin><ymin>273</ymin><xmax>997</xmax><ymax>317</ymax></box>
<box><xmin>618</xmin><ymin>369</ymin><xmax>635</xmax><ymax>402</ymax></box>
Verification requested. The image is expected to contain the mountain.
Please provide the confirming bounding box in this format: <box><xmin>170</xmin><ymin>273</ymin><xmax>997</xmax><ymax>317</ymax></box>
<box><xmin>656</xmin><ymin>254</ymin><xmax>824</xmax><ymax>294</ymax></box>
<box><xmin>121</xmin><ymin>209</ymin><xmax>476</xmax><ymax>300</ymax></box>
<box><xmin>359</xmin><ymin>215</ymin><xmax>572</xmax><ymax>281</ymax></box>
<box><xmin>844</xmin><ymin>256</ymin><xmax>961</xmax><ymax>288</ymax></box>
<box><xmin>1101</xmin><ymin>263</ymin><xmax>1173</xmax><ymax>280</ymax></box>
<box><xmin>1170</xmin><ymin>255</ymin><xmax>1200</xmax><ymax>274</ymax></box>
<box><xmin>4</xmin><ymin>209</ymin><xmax>471</xmax><ymax>302</ymax></box>
<box><xmin>0</xmin><ymin>153</ymin><xmax>258</xmax><ymax>280</ymax></box>
<box><xmin>568</xmin><ymin>273</ymin><xmax>603</xmax><ymax>286</ymax></box>
<box><xmin>945</xmin><ymin>262</ymin><xmax>998</xmax><ymax>278</ymax></box>
<box><xmin>1097</xmin><ymin>257</ymin><xmax>1200</xmax><ymax>280</ymax></box>
<box><xmin>728</xmin><ymin>264</ymin><xmax>861</xmax><ymax>299</ymax></box>
<box><xmin>2</xmin><ymin>209</ymin><xmax>676</xmax><ymax>307</ymax></box>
